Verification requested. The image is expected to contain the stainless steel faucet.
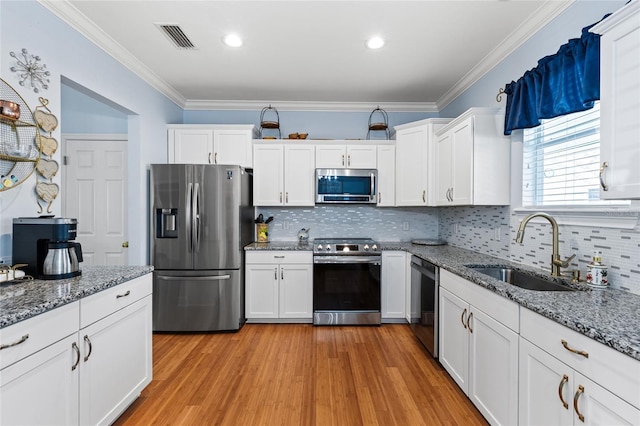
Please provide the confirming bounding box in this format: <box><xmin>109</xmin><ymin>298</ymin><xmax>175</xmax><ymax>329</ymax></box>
<box><xmin>515</xmin><ymin>212</ymin><xmax>576</xmax><ymax>277</ymax></box>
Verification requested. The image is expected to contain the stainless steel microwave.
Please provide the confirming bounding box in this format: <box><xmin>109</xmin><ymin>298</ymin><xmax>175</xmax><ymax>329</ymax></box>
<box><xmin>315</xmin><ymin>168</ymin><xmax>377</xmax><ymax>204</ymax></box>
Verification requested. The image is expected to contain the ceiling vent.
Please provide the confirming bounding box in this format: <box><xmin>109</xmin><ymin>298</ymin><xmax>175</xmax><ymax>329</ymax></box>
<box><xmin>156</xmin><ymin>24</ymin><xmax>195</xmax><ymax>49</ymax></box>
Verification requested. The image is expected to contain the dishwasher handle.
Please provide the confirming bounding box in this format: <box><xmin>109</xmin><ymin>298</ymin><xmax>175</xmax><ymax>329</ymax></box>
<box><xmin>411</xmin><ymin>260</ymin><xmax>437</xmax><ymax>281</ymax></box>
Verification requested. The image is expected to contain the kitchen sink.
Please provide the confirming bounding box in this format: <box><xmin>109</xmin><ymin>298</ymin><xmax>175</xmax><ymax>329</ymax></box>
<box><xmin>467</xmin><ymin>266</ymin><xmax>576</xmax><ymax>292</ymax></box>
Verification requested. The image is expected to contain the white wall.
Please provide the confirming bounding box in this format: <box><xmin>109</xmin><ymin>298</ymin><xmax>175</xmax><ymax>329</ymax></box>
<box><xmin>0</xmin><ymin>0</ymin><xmax>182</xmax><ymax>264</ymax></box>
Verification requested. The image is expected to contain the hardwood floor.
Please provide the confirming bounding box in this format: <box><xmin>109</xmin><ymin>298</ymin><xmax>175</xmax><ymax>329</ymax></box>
<box><xmin>114</xmin><ymin>324</ymin><xmax>487</xmax><ymax>426</ymax></box>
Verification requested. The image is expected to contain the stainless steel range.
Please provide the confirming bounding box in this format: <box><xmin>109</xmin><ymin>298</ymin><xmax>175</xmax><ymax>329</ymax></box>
<box><xmin>313</xmin><ymin>238</ymin><xmax>381</xmax><ymax>325</ymax></box>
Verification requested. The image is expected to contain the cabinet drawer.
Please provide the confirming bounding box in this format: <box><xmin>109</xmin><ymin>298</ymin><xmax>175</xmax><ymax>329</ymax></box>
<box><xmin>80</xmin><ymin>273</ymin><xmax>152</xmax><ymax>329</ymax></box>
<box><xmin>246</xmin><ymin>251</ymin><xmax>312</xmax><ymax>265</ymax></box>
<box><xmin>521</xmin><ymin>307</ymin><xmax>640</xmax><ymax>409</ymax></box>
<box><xmin>440</xmin><ymin>269</ymin><xmax>519</xmax><ymax>332</ymax></box>
<box><xmin>0</xmin><ymin>301</ymin><xmax>79</xmax><ymax>370</ymax></box>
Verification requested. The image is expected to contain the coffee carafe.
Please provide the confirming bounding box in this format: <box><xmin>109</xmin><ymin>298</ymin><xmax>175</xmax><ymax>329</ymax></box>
<box><xmin>12</xmin><ymin>217</ymin><xmax>83</xmax><ymax>279</ymax></box>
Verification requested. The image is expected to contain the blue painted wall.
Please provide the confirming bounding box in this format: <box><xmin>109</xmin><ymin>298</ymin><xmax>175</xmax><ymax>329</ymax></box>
<box><xmin>61</xmin><ymin>82</ymin><xmax>128</xmax><ymax>134</ymax></box>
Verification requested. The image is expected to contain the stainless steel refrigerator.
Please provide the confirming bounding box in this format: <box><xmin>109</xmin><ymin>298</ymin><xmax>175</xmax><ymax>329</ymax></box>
<box><xmin>149</xmin><ymin>164</ymin><xmax>253</xmax><ymax>332</ymax></box>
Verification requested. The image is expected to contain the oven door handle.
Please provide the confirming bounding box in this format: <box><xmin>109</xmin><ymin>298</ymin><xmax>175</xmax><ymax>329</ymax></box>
<box><xmin>314</xmin><ymin>256</ymin><xmax>381</xmax><ymax>264</ymax></box>
<box><xmin>411</xmin><ymin>261</ymin><xmax>437</xmax><ymax>280</ymax></box>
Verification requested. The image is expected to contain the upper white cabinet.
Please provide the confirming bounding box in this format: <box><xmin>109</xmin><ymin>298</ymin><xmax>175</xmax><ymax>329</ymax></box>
<box><xmin>394</xmin><ymin>119</ymin><xmax>451</xmax><ymax>206</ymax></box>
<box><xmin>434</xmin><ymin>108</ymin><xmax>511</xmax><ymax>206</ymax></box>
<box><xmin>315</xmin><ymin>144</ymin><xmax>377</xmax><ymax>169</ymax></box>
<box><xmin>376</xmin><ymin>145</ymin><xmax>396</xmax><ymax>207</ymax></box>
<box><xmin>168</xmin><ymin>125</ymin><xmax>255</xmax><ymax>167</ymax></box>
<box><xmin>253</xmin><ymin>143</ymin><xmax>315</xmax><ymax>206</ymax></box>
<box><xmin>591</xmin><ymin>1</ymin><xmax>640</xmax><ymax>199</ymax></box>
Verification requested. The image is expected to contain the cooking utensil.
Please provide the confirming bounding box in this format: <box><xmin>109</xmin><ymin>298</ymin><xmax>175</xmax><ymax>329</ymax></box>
<box><xmin>264</xmin><ymin>216</ymin><xmax>274</xmax><ymax>224</ymax></box>
<box><xmin>255</xmin><ymin>214</ymin><xmax>264</xmax><ymax>223</ymax></box>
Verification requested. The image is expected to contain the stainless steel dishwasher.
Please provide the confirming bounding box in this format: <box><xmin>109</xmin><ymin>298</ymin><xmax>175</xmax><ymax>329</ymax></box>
<box><xmin>410</xmin><ymin>256</ymin><xmax>439</xmax><ymax>357</ymax></box>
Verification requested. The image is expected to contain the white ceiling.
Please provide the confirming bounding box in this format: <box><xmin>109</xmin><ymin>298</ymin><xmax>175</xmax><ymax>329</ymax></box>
<box><xmin>41</xmin><ymin>0</ymin><xmax>574</xmax><ymax>110</ymax></box>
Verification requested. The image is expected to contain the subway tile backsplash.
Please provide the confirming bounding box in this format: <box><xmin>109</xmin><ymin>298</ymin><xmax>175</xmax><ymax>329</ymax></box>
<box><xmin>257</xmin><ymin>204</ymin><xmax>640</xmax><ymax>295</ymax></box>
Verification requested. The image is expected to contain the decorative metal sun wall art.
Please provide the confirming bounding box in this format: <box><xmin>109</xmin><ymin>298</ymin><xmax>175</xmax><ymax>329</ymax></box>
<box><xmin>10</xmin><ymin>48</ymin><xmax>50</xmax><ymax>93</ymax></box>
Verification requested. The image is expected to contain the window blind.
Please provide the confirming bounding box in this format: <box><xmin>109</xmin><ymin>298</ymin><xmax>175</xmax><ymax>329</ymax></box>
<box><xmin>522</xmin><ymin>102</ymin><xmax>627</xmax><ymax>208</ymax></box>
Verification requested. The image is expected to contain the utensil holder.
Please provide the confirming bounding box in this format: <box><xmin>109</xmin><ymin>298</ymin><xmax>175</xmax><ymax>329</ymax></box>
<box><xmin>256</xmin><ymin>223</ymin><xmax>269</xmax><ymax>243</ymax></box>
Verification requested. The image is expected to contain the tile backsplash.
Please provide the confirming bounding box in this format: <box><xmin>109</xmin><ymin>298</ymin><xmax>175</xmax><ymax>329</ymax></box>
<box><xmin>256</xmin><ymin>204</ymin><xmax>640</xmax><ymax>295</ymax></box>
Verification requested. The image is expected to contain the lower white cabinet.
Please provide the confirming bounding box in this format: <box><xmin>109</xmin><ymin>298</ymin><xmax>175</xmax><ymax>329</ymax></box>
<box><xmin>245</xmin><ymin>251</ymin><xmax>313</xmax><ymax>321</ymax></box>
<box><xmin>0</xmin><ymin>273</ymin><xmax>153</xmax><ymax>426</ymax></box>
<box><xmin>439</xmin><ymin>270</ymin><xmax>519</xmax><ymax>426</ymax></box>
<box><xmin>519</xmin><ymin>307</ymin><xmax>640</xmax><ymax>425</ymax></box>
<box><xmin>381</xmin><ymin>251</ymin><xmax>406</xmax><ymax>320</ymax></box>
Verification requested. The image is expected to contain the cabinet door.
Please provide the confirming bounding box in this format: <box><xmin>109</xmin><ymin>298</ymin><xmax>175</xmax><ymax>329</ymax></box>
<box><xmin>253</xmin><ymin>144</ymin><xmax>284</xmax><ymax>206</ymax></box>
<box><xmin>315</xmin><ymin>145</ymin><xmax>346</xmax><ymax>168</ymax></box>
<box><xmin>381</xmin><ymin>251</ymin><xmax>406</xmax><ymax>319</ymax></box>
<box><xmin>519</xmin><ymin>337</ymin><xmax>573</xmax><ymax>426</ymax></box>
<box><xmin>438</xmin><ymin>287</ymin><xmax>469</xmax><ymax>392</ymax></box>
<box><xmin>79</xmin><ymin>296</ymin><xmax>152</xmax><ymax>426</ymax></box>
<box><xmin>346</xmin><ymin>145</ymin><xmax>377</xmax><ymax>168</ymax></box>
<box><xmin>245</xmin><ymin>264</ymin><xmax>279</xmax><ymax>318</ymax></box>
<box><xmin>450</xmin><ymin>118</ymin><xmax>474</xmax><ymax>205</ymax></box>
<box><xmin>598</xmin><ymin>8</ymin><xmax>640</xmax><ymax>199</ymax></box>
<box><xmin>213</xmin><ymin>128</ymin><xmax>252</xmax><ymax>168</ymax></box>
<box><xmin>284</xmin><ymin>145</ymin><xmax>315</xmax><ymax>206</ymax></box>
<box><xmin>576</xmin><ymin>373</ymin><xmax>640</xmax><ymax>426</ymax></box>
<box><xmin>0</xmin><ymin>334</ymin><xmax>79</xmax><ymax>426</ymax></box>
<box><xmin>435</xmin><ymin>131</ymin><xmax>453</xmax><ymax>206</ymax></box>
<box><xmin>376</xmin><ymin>145</ymin><xmax>395</xmax><ymax>206</ymax></box>
<box><xmin>170</xmin><ymin>129</ymin><xmax>214</xmax><ymax>164</ymax></box>
<box><xmin>468</xmin><ymin>307</ymin><xmax>518</xmax><ymax>426</ymax></box>
<box><xmin>279</xmin><ymin>264</ymin><xmax>313</xmax><ymax>319</ymax></box>
<box><xmin>395</xmin><ymin>127</ymin><xmax>428</xmax><ymax>206</ymax></box>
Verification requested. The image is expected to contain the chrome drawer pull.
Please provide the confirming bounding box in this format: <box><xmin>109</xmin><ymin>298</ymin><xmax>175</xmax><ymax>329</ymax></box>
<box><xmin>558</xmin><ymin>374</ymin><xmax>569</xmax><ymax>409</ymax></box>
<box><xmin>72</xmin><ymin>342</ymin><xmax>80</xmax><ymax>371</ymax></box>
<box><xmin>574</xmin><ymin>385</ymin><xmax>585</xmax><ymax>422</ymax></box>
<box><xmin>599</xmin><ymin>162</ymin><xmax>608</xmax><ymax>191</ymax></box>
<box><xmin>0</xmin><ymin>334</ymin><xmax>29</xmax><ymax>350</ymax></box>
<box><xmin>461</xmin><ymin>308</ymin><xmax>467</xmax><ymax>329</ymax></box>
<box><xmin>467</xmin><ymin>311</ymin><xmax>474</xmax><ymax>333</ymax></box>
<box><xmin>116</xmin><ymin>290</ymin><xmax>131</xmax><ymax>299</ymax></box>
<box><xmin>561</xmin><ymin>339</ymin><xmax>589</xmax><ymax>358</ymax></box>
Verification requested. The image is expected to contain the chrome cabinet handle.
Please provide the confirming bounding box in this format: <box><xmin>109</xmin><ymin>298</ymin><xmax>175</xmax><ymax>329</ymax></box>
<box><xmin>279</xmin><ymin>192</ymin><xmax>283</xmax><ymax>203</ymax></box>
<box><xmin>274</xmin><ymin>267</ymin><xmax>278</xmax><ymax>280</ymax></box>
<box><xmin>599</xmin><ymin>162</ymin><xmax>608</xmax><ymax>191</ymax></box>
<box><xmin>208</xmin><ymin>152</ymin><xmax>212</xmax><ymax>164</ymax></box>
<box><xmin>72</xmin><ymin>342</ymin><xmax>80</xmax><ymax>371</ymax></box>
<box><xmin>347</xmin><ymin>154</ymin><xmax>351</xmax><ymax>166</ymax></box>
<box><xmin>274</xmin><ymin>255</ymin><xmax>285</xmax><ymax>259</ymax></box>
<box><xmin>422</xmin><ymin>190</ymin><xmax>426</xmax><ymax>203</ymax></box>
<box><xmin>214</xmin><ymin>152</ymin><xmax>218</xmax><ymax>164</ymax></box>
<box><xmin>342</xmin><ymin>154</ymin><xmax>345</xmax><ymax>166</ymax></box>
<box><xmin>574</xmin><ymin>385</ymin><xmax>585</xmax><ymax>422</ymax></box>
<box><xmin>461</xmin><ymin>308</ymin><xmax>467</xmax><ymax>329</ymax></box>
<box><xmin>286</xmin><ymin>192</ymin><xmax>289</xmax><ymax>203</ymax></box>
<box><xmin>281</xmin><ymin>268</ymin><xmax>284</xmax><ymax>280</ymax></box>
<box><xmin>558</xmin><ymin>374</ymin><xmax>569</xmax><ymax>409</ymax></box>
<box><xmin>561</xmin><ymin>339</ymin><xmax>589</xmax><ymax>358</ymax></box>
<box><xmin>467</xmin><ymin>311</ymin><xmax>473</xmax><ymax>333</ymax></box>
<box><xmin>378</xmin><ymin>192</ymin><xmax>381</xmax><ymax>203</ymax></box>
<box><xmin>116</xmin><ymin>290</ymin><xmax>131</xmax><ymax>299</ymax></box>
<box><xmin>83</xmin><ymin>335</ymin><xmax>92</xmax><ymax>362</ymax></box>
<box><xmin>0</xmin><ymin>334</ymin><xmax>29</xmax><ymax>350</ymax></box>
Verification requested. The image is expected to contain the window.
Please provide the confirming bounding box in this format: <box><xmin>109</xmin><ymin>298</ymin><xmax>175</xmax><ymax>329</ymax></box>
<box><xmin>522</xmin><ymin>102</ymin><xmax>629</xmax><ymax>208</ymax></box>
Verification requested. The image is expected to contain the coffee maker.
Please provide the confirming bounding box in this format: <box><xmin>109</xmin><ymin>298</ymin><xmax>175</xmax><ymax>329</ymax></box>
<box><xmin>12</xmin><ymin>217</ymin><xmax>83</xmax><ymax>279</ymax></box>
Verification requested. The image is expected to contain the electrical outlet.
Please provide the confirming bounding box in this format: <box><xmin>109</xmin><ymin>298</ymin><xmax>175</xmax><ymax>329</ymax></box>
<box><xmin>283</xmin><ymin>220</ymin><xmax>290</xmax><ymax>230</ymax></box>
<box><xmin>494</xmin><ymin>227</ymin><xmax>501</xmax><ymax>241</ymax></box>
<box><xmin>454</xmin><ymin>223</ymin><xmax>460</xmax><ymax>234</ymax></box>
<box><xmin>402</xmin><ymin>221</ymin><xmax>409</xmax><ymax>231</ymax></box>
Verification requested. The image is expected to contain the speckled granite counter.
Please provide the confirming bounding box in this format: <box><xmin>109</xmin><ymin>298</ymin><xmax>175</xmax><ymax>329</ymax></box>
<box><xmin>245</xmin><ymin>241</ymin><xmax>640</xmax><ymax>361</ymax></box>
<box><xmin>0</xmin><ymin>265</ymin><xmax>153</xmax><ymax>329</ymax></box>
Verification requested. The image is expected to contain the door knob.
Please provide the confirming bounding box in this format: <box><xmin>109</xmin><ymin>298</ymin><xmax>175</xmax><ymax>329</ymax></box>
<box><xmin>122</xmin><ymin>241</ymin><xmax>129</xmax><ymax>248</ymax></box>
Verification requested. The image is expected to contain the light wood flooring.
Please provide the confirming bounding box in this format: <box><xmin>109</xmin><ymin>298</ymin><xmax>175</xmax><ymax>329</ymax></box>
<box><xmin>114</xmin><ymin>324</ymin><xmax>487</xmax><ymax>425</ymax></box>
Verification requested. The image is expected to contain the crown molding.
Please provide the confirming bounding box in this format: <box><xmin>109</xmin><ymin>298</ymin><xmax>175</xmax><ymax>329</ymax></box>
<box><xmin>183</xmin><ymin>99</ymin><xmax>438</xmax><ymax>112</ymax></box>
<box><xmin>436</xmin><ymin>0</ymin><xmax>575</xmax><ymax>111</ymax></box>
<box><xmin>37</xmin><ymin>0</ymin><xmax>187</xmax><ymax>107</ymax></box>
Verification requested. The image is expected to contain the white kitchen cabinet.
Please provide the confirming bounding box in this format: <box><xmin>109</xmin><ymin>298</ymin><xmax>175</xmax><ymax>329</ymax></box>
<box><xmin>381</xmin><ymin>251</ymin><xmax>406</xmax><ymax>320</ymax></box>
<box><xmin>394</xmin><ymin>119</ymin><xmax>451</xmax><ymax>206</ymax></box>
<box><xmin>253</xmin><ymin>143</ymin><xmax>315</xmax><ymax>206</ymax></box>
<box><xmin>434</xmin><ymin>108</ymin><xmax>510</xmax><ymax>206</ymax></box>
<box><xmin>591</xmin><ymin>1</ymin><xmax>640</xmax><ymax>199</ymax></box>
<box><xmin>167</xmin><ymin>125</ymin><xmax>255</xmax><ymax>167</ymax></box>
<box><xmin>245</xmin><ymin>251</ymin><xmax>313</xmax><ymax>321</ymax></box>
<box><xmin>315</xmin><ymin>144</ymin><xmax>377</xmax><ymax>169</ymax></box>
<box><xmin>439</xmin><ymin>270</ymin><xmax>519</xmax><ymax>426</ymax></box>
<box><xmin>376</xmin><ymin>145</ymin><xmax>395</xmax><ymax>206</ymax></box>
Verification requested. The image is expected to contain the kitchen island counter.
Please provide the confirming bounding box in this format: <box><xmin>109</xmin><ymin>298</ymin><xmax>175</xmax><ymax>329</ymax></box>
<box><xmin>0</xmin><ymin>265</ymin><xmax>153</xmax><ymax>328</ymax></box>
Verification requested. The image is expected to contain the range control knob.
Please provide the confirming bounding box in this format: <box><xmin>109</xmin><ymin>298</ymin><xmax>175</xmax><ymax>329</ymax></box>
<box><xmin>317</xmin><ymin>244</ymin><xmax>323</xmax><ymax>251</ymax></box>
<box><xmin>371</xmin><ymin>244</ymin><xmax>378</xmax><ymax>251</ymax></box>
<box><xmin>363</xmin><ymin>244</ymin><xmax>370</xmax><ymax>251</ymax></box>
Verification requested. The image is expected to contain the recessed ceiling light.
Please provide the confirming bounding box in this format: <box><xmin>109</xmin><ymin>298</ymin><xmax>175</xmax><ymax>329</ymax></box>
<box><xmin>223</xmin><ymin>34</ymin><xmax>243</xmax><ymax>47</ymax></box>
<box><xmin>366</xmin><ymin>37</ymin><xmax>384</xmax><ymax>49</ymax></box>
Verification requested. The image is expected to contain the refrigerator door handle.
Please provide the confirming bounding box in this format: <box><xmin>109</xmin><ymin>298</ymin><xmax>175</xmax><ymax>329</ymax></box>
<box><xmin>157</xmin><ymin>275</ymin><xmax>231</xmax><ymax>281</ymax></box>
<box><xmin>193</xmin><ymin>182</ymin><xmax>201</xmax><ymax>252</ymax></box>
<box><xmin>186</xmin><ymin>182</ymin><xmax>193</xmax><ymax>252</ymax></box>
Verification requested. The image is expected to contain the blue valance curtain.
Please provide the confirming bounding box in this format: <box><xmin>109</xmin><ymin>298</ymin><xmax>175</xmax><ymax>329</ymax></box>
<box><xmin>502</xmin><ymin>17</ymin><xmax>609</xmax><ymax>135</ymax></box>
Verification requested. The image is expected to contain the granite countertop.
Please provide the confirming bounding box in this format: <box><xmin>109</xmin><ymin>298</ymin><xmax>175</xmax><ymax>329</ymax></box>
<box><xmin>246</xmin><ymin>240</ymin><xmax>640</xmax><ymax>361</ymax></box>
<box><xmin>0</xmin><ymin>265</ymin><xmax>154</xmax><ymax>329</ymax></box>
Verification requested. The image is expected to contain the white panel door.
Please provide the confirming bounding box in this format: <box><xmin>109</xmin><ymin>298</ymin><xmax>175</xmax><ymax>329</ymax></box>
<box><xmin>253</xmin><ymin>144</ymin><xmax>284</xmax><ymax>206</ymax></box>
<box><xmin>376</xmin><ymin>145</ymin><xmax>395</xmax><ymax>206</ymax></box>
<box><xmin>346</xmin><ymin>145</ymin><xmax>377</xmax><ymax>168</ymax></box>
<box><xmin>438</xmin><ymin>287</ymin><xmax>470</xmax><ymax>392</ymax></box>
<box><xmin>64</xmin><ymin>137</ymin><xmax>128</xmax><ymax>265</ymax></box>
<box><xmin>279</xmin><ymin>264</ymin><xmax>313</xmax><ymax>318</ymax></box>
<box><xmin>381</xmin><ymin>251</ymin><xmax>406</xmax><ymax>319</ymax></box>
<box><xmin>315</xmin><ymin>145</ymin><xmax>346</xmax><ymax>168</ymax></box>
<box><xmin>170</xmin><ymin>128</ymin><xmax>213</xmax><ymax>164</ymax></box>
<box><xmin>284</xmin><ymin>145</ymin><xmax>315</xmax><ymax>206</ymax></box>
<box><xmin>245</xmin><ymin>264</ymin><xmax>279</xmax><ymax>318</ymax></box>
<box><xmin>213</xmin><ymin>128</ymin><xmax>252</xmax><ymax>167</ymax></box>
<box><xmin>450</xmin><ymin>118</ymin><xmax>474</xmax><ymax>205</ymax></box>
<box><xmin>395</xmin><ymin>126</ymin><xmax>428</xmax><ymax>206</ymax></box>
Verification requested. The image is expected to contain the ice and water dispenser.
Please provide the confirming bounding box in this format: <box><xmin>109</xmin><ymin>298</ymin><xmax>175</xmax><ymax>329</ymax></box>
<box><xmin>156</xmin><ymin>208</ymin><xmax>178</xmax><ymax>238</ymax></box>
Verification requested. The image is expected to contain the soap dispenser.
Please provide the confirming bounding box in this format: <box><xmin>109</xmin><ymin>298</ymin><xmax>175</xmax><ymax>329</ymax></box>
<box><xmin>586</xmin><ymin>251</ymin><xmax>608</xmax><ymax>287</ymax></box>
